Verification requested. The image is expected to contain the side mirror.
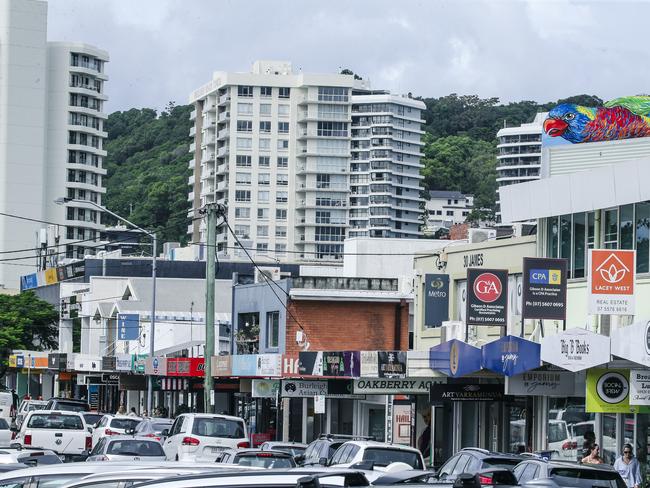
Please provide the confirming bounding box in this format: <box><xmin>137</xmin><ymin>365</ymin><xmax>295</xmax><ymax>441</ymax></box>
<box><xmin>294</xmin><ymin>454</ymin><xmax>305</xmax><ymax>464</ymax></box>
<box><xmin>87</xmin><ymin>427</ymin><xmax>93</xmax><ymax>434</ymax></box>
<box><xmin>161</xmin><ymin>429</ymin><xmax>169</xmax><ymax>437</ymax></box>
<box><xmin>319</xmin><ymin>456</ymin><xmax>329</xmax><ymax>466</ymax></box>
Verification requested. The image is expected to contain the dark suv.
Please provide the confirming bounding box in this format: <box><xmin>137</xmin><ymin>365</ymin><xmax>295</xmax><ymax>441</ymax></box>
<box><xmin>514</xmin><ymin>458</ymin><xmax>626</xmax><ymax>488</ymax></box>
<box><xmin>438</xmin><ymin>448</ymin><xmax>523</xmax><ymax>482</ymax></box>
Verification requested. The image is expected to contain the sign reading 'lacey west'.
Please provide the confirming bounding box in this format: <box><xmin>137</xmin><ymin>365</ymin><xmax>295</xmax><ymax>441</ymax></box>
<box><xmin>541</xmin><ymin>328</ymin><xmax>610</xmax><ymax>372</ymax></box>
<box><xmin>588</xmin><ymin>249</ymin><xmax>636</xmax><ymax>315</ymax></box>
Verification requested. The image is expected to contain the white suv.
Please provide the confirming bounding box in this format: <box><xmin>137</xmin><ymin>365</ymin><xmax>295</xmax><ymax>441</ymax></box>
<box><xmin>12</xmin><ymin>410</ymin><xmax>91</xmax><ymax>461</ymax></box>
<box><xmin>328</xmin><ymin>441</ymin><xmax>425</xmax><ymax>471</ymax></box>
<box><xmin>91</xmin><ymin>415</ymin><xmax>142</xmax><ymax>447</ymax></box>
<box><xmin>162</xmin><ymin>413</ymin><xmax>249</xmax><ymax>462</ymax></box>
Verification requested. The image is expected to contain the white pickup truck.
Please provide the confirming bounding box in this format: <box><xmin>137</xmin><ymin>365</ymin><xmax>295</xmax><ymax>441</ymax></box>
<box><xmin>12</xmin><ymin>410</ymin><xmax>92</xmax><ymax>461</ymax></box>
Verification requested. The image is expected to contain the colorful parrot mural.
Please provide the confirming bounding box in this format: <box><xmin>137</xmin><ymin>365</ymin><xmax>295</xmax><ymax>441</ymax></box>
<box><xmin>544</xmin><ymin>96</ymin><xmax>650</xmax><ymax>144</ymax></box>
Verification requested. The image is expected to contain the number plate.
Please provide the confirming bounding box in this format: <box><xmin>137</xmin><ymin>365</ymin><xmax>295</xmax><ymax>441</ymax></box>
<box><xmin>210</xmin><ymin>446</ymin><xmax>225</xmax><ymax>453</ymax></box>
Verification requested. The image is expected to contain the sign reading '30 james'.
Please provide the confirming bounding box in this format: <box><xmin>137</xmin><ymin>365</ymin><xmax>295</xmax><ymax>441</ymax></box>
<box><xmin>466</xmin><ymin>268</ymin><xmax>508</xmax><ymax>326</ymax></box>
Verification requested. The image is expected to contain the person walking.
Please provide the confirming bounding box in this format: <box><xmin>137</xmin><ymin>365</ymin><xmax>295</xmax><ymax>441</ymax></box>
<box><xmin>116</xmin><ymin>405</ymin><xmax>126</xmax><ymax>415</ymax></box>
<box><xmin>614</xmin><ymin>444</ymin><xmax>642</xmax><ymax>488</ymax></box>
<box><xmin>128</xmin><ymin>407</ymin><xmax>138</xmax><ymax>417</ymax></box>
<box><xmin>582</xmin><ymin>444</ymin><xmax>603</xmax><ymax>464</ymax></box>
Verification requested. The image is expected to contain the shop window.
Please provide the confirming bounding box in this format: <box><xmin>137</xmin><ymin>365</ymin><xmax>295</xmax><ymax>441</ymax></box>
<box><xmin>236</xmin><ymin>312</ymin><xmax>259</xmax><ymax>354</ymax></box>
<box><xmin>620</xmin><ymin>204</ymin><xmax>634</xmax><ymax>249</ymax></box>
<box><xmin>560</xmin><ymin>214</ymin><xmax>572</xmax><ymax>263</ymax></box>
<box><xmin>548</xmin><ymin>398</ymin><xmax>591</xmax><ymax>462</ymax></box>
<box><xmin>547</xmin><ymin>217</ymin><xmax>559</xmax><ymax>258</ymax></box>
<box><xmin>602</xmin><ymin>413</ymin><xmax>617</xmax><ymax>464</ymax></box>
<box><xmin>266</xmin><ymin>311</ymin><xmax>279</xmax><ymax>349</ymax></box>
<box><xmin>636</xmin><ymin>202</ymin><xmax>650</xmax><ymax>273</ymax></box>
<box><xmin>573</xmin><ymin>213</ymin><xmax>586</xmax><ymax>278</ymax></box>
<box><xmin>604</xmin><ymin>208</ymin><xmax>619</xmax><ymax>249</ymax></box>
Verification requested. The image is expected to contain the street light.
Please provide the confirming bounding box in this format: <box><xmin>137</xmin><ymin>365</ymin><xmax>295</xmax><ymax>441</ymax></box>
<box><xmin>54</xmin><ymin>197</ymin><xmax>157</xmax><ymax>415</ymax></box>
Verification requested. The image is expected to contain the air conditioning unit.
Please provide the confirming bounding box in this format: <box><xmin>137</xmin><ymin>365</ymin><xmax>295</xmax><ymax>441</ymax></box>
<box><xmin>255</xmin><ymin>266</ymin><xmax>281</xmax><ymax>283</ymax></box>
<box><xmin>469</xmin><ymin>228</ymin><xmax>496</xmax><ymax>244</ymax></box>
<box><xmin>440</xmin><ymin>321</ymin><xmax>464</xmax><ymax>342</ymax></box>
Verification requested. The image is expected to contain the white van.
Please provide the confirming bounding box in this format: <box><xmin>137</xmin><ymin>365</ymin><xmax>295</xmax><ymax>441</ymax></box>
<box><xmin>0</xmin><ymin>392</ymin><xmax>13</xmax><ymax>421</ymax></box>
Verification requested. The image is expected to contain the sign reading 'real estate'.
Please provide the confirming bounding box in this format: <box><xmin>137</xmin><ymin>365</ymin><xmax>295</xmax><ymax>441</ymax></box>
<box><xmin>466</xmin><ymin>268</ymin><xmax>508</xmax><ymax>326</ymax></box>
<box><xmin>540</xmin><ymin>328</ymin><xmax>610</xmax><ymax>372</ymax></box>
<box><xmin>522</xmin><ymin>257</ymin><xmax>568</xmax><ymax>320</ymax></box>
<box><xmin>588</xmin><ymin>249</ymin><xmax>636</xmax><ymax>315</ymax></box>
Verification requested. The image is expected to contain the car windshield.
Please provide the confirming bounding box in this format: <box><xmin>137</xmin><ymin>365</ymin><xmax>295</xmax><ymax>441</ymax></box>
<box><xmin>83</xmin><ymin>414</ymin><xmax>103</xmax><ymax>425</ymax></box>
<box><xmin>548</xmin><ymin>423</ymin><xmax>568</xmax><ymax>443</ymax></box>
<box><xmin>236</xmin><ymin>454</ymin><xmax>293</xmax><ymax>468</ymax></box>
<box><xmin>572</xmin><ymin>424</ymin><xmax>594</xmax><ymax>437</ymax></box>
<box><xmin>52</xmin><ymin>401</ymin><xmax>88</xmax><ymax>412</ymax></box>
<box><xmin>550</xmin><ymin>468</ymin><xmax>626</xmax><ymax>488</ymax></box>
<box><xmin>106</xmin><ymin>440</ymin><xmax>165</xmax><ymax>456</ymax></box>
<box><xmin>483</xmin><ymin>457</ymin><xmax>521</xmax><ymax>469</ymax></box>
<box><xmin>109</xmin><ymin>418</ymin><xmax>140</xmax><ymax>430</ymax></box>
<box><xmin>0</xmin><ymin>419</ymin><xmax>9</xmax><ymax>430</ymax></box>
<box><xmin>27</xmin><ymin>413</ymin><xmax>83</xmax><ymax>430</ymax></box>
<box><xmin>273</xmin><ymin>445</ymin><xmax>306</xmax><ymax>456</ymax></box>
<box><xmin>361</xmin><ymin>448</ymin><xmax>423</xmax><ymax>469</ymax></box>
<box><xmin>18</xmin><ymin>454</ymin><xmax>62</xmax><ymax>465</ymax></box>
<box><xmin>191</xmin><ymin>417</ymin><xmax>245</xmax><ymax>439</ymax></box>
<box><xmin>152</xmin><ymin>422</ymin><xmax>172</xmax><ymax>432</ymax></box>
<box><xmin>25</xmin><ymin>403</ymin><xmax>46</xmax><ymax>412</ymax></box>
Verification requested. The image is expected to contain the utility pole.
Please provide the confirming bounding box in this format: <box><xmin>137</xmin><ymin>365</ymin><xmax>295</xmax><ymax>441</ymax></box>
<box><xmin>202</xmin><ymin>203</ymin><xmax>225</xmax><ymax>413</ymax></box>
<box><xmin>147</xmin><ymin>233</ymin><xmax>157</xmax><ymax>416</ymax></box>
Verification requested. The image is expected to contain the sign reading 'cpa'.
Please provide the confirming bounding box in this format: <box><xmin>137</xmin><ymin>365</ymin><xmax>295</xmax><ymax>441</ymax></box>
<box><xmin>588</xmin><ymin>249</ymin><xmax>636</xmax><ymax>315</ymax></box>
<box><xmin>466</xmin><ymin>268</ymin><xmax>508</xmax><ymax>326</ymax></box>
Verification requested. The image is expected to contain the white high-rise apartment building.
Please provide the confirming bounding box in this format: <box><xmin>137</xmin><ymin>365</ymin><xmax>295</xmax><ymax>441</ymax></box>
<box><xmin>0</xmin><ymin>0</ymin><xmax>109</xmax><ymax>289</ymax></box>
<box><xmin>495</xmin><ymin>112</ymin><xmax>545</xmax><ymax>221</ymax></box>
<box><xmin>349</xmin><ymin>93</ymin><xmax>425</xmax><ymax>238</ymax></box>
<box><xmin>187</xmin><ymin>61</ymin><xmax>425</xmax><ymax>261</ymax></box>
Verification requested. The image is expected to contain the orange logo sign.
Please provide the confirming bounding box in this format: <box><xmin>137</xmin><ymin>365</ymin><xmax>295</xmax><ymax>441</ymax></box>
<box><xmin>591</xmin><ymin>250</ymin><xmax>635</xmax><ymax>295</ymax></box>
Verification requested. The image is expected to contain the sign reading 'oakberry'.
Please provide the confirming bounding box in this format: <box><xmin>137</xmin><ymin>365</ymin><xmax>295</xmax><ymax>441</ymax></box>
<box><xmin>466</xmin><ymin>268</ymin><xmax>508</xmax><ymax>326</ymax></box>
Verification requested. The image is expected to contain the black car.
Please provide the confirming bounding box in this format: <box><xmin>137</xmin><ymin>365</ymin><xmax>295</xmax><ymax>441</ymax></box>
<box><xmin>215</xmin><ymin>448</ymin><xmax>296</xmax><ymax>468</ymax></box>
<box><xmin>513</xmin><ymin>458</ymin><xmax>626</xmax><ymax>488</ymax></box>
<box><xmin>438</xmin><ymin>448</ymin><xmax>524</xmax><ymax>482</ymax></box>
<box><xmin>298</xmin><ymin>435</ymin><xmax>363</xmax><ymax>466</ymax></box>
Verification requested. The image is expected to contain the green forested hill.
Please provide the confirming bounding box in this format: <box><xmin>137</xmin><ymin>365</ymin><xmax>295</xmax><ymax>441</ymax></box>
<box><xmin>102</xmin><ymin>94</ymin><xmax>604</xmax><ymax>244</ymax></box>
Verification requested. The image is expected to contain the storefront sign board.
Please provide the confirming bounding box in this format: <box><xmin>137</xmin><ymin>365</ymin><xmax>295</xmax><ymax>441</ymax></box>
<box><xmin>144</xmin><ymin>356</ymin><xmax>167</xmax><ymax>375</ymax></box>
<box><xmin>588</xmin><ymin>249</ymin><xmax>636</xmax><ymax>315</ymax></box>
<box><xmin>378</xmin><ymin>351</ymin><xmax>407</xmax><ymax>378</ymax></box>
<box><xmin>101</xmin><ymin>356</ymin><xmax>116</xmax><ymax>371</ymax></box>
<box><xmin>281</xmin><ymin>379</ymin><xmax>328</xmax><ymax>397</ymax></box>
<box><xmin>298</xmin><ymin>352</ymin><xmax>323</xmax><ymax>376</ymax></box>
<box><xmin>587</xmin><ymin>369</ymin><xmax>632</xmax><ymax>413</ymax></box>
<box><xmin>74</xmin><ymin>355</ymin><xmax>101</xmax><ymax>372</ymax></box>
<box><xmin>322</xmin><ymin>351</ymin><xmax>360</xmax><ymax>377</ymax></box>
<box><xmin>505</xmin><ymin>370</ymin><xmax>578</xmax><ymax>396</ymax></box>
<box><xmin>115</xmin><ymin>354</ymin><xmax>132</xmax><ymax>372</ymax></box>
<box><xmin>392</xmin><ymin>402</ymin><xmax>412</xmax><ymax>445</ymax></box>
<box><xmin>424</xmin><ymin>274</ymin><xmax>450</xmax><ymax>328</ymax></box>
<box><xmin>231</xmin><ymin>355</ymin><xmax>257</xmax><ymax>376</ymax></box>
<box><xmin>117</xmin><ymin>313</ymin><xmax>140</xmax><ymax>341</ymax></box>
<box><xmin>522</xmin><ymin>257</ymin><xmax>568</xmax><ymax>320</ymax></box>
<box><xmin>256</xmin><ymin>354</ymin><xmax>281</xmax><ymax>377</ymax></box>
<box><xmin>481</xmin><ymin>335</ymin><xmax>541</xmax><ymax>377</ymax></box>
<box><xmin>430</xmin><ymin>383</ymin><xmax>506</xmax><ymax>403</ymax></box>
<box><xmin>429</xmin><ymin>339</ymin><xmax>482</xmax><ymax>377</ymax></box>
<box><xmin>360</xmin><ymin>351</ymin><xmax>379</xmax><ymax>377</ymax></box>
<box><xmin>252</xmin><ymin>379</ymin><xmax>280</xmax><ymax>398</ymax></box>
<box><xmin>541</xmin><ymin>328</ymin><xmax>610</xmax><ymax>372</ymax></box>
<box><xmin>211</xmin><ymin>355</ymin><xmax>232</xmax><ymax>376</ymax></box>
<box><xmin>610</xmin><ymin>320</ymin><xmax>650</xmax><ymax>368</ymax></box>
<box><xmin>630</xmin><ymin>370</ymin><xmax>650</xmax><ymax>405</ymax></box>
<box><xmin>354</xmin><ymin>377</ymin><xmax>445</xmax><ymax>395</ymax></box>
<box><xmin>48</xmin><ymin>353</ymin><xmax>67</xmax><ymax>371</ymax></box>
<box><xmin>466</xmin><ymin>268</ymin><xmax>508</xmax><ymax>326</ymax></box>
<box><xmin>166</xmin><ymin>357</ymin><xmax>204</xmax><ymax>377</ymax></box>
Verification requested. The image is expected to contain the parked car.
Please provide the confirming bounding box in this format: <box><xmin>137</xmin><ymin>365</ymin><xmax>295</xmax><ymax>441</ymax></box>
<box><xmin>511</xmin><ymin>419</ymin><xmax>574</xmax><ymax>460</ymax></box>
<box><xmin>86</xmin><ymin>435</ymin><xmax>167</xmax><ymax>462</ymax></box>
<box><xmin>260</xmin><ymin>441</ymin><xmax>308</xmax><ymax>457</ymax></box>
<box><xmin>162</xmin><ymin>413</ymin><xmax>249</xmax><ymax>462</ymax></box>
<box><xmin>0</xmin><ymin>447</ymin><xmax>62</xmax><ymax>466</ymax></box>
<box><xmin>514</xmin><ymin>456</ymin><xmax>626</xmax><ymax>488</ymax></box>
<box><xmin>0</xmin><ymin>418</ymin><xmax>12</xmax><ymax>447</ymax></box>
<box><xmin>91</xmin><ymin>415</ymin><xmax>142</xmax><ymax>446</ymax></box>
<box><xmin>437</xmin><ymin>448</ymin><xmax>523</xmax><ymax>482</ymax></box>
<box><xmin>15</xmin><ymin>400</ymin><xmax>47</xmax><ymax>430</ymax></box>
<box><xmin>0</xmin><ymin>392</ymin><xmax>14</xmax><ymax>422</ymax></box>
<box><xmin>298</xmin><ymin>435</ymin><xmax>354</xmax><ymax>466</ymax></box>
<box><xmin>328</xmin><ymin>440</ymin><xmax>425</xmax><ymax>470</ymax></box>
<box><xmin>11</xmin><ymin>410</ymin><xmax>92</xmax><ymax>462</ymax></box>
<box><xmin>44</xmin><ymin>398</ymin><xmax>90</xmax><ymax>413</ymax></box>
<box><xmin>81</xmin><ymin>413</ymin><xmax>104</xmax><ymax>431</ymax></box>
<box><xmin>133</xmin><ymin>418</ymin><xmax>174</xmax><ymax>442</ymax></box>
<box><xmin>215</xmin><ymin>448</ymin><xmax>297</xmax><ymax>468</ymax></box>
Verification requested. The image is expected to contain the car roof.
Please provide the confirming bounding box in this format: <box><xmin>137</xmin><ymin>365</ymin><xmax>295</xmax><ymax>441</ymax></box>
<box><xmin>236</xmin><ymin>449</ymin><xmax>293</xmax><ymax>457</ymax></box>
<box><xmin>104</xmin><ymin>435</ymin><xmax>162</xmax><ymax>442</ymax></box>
<box><xmin>0</xmin><ymin>447</ymin><xmax>58</xmax><ymax>456</ymax></box>
<box><xmin>264</xmin><ymin>442</ymin><xmax>308</xmax><ymax>447</ymax></box>
<box><xmin>180</xmin><ymin>413</ymin><xmax>244</xmax><ymax>422</ymax></box>
<box><xmin>0</xmin><ymin>462</ymin><xmax>148</xmax><ymax>479</ymax></box>
<box><xmin>25</xmin><ymin>410</ymin><xmax>84</xmax><ymax>416</ymax></box>
<box><xmin>338</xmin><ymin>440</ymin><xmax>421</xmax><ymax>452</ymax></box>
<box><xmin>47</xmin><ymin>398</ymin><xmax>87</xmax><ymax>403</ymax></box>
<box><xmin>461</xmin><ymin>447</ymin><xmax>523</xmax><ymax>459</ymax></box>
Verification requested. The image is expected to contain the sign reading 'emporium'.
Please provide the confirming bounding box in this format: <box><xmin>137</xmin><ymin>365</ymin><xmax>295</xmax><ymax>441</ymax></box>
<box><xmin>466</xmin><ymin>268</ymin><xmax>508</xmax><ymax>326</ymax></box>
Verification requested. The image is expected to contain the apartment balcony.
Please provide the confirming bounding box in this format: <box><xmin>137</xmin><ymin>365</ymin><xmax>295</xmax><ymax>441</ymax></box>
<box><xmin>187</xmin><ymin>191</ymin><xmax>194</xmax><ymax>202</ymax></box>
<box><xmin>298</xmin><ymin>130</ymin><xmax>349</xmax><ymax>140</ymax></box>
<box><xmin>218</xmin><ymin>111</ymin><xmax>231</xmax><ymax>123</ymax></box>
<box><xmin>217</xmin><ymin>145</ymin><xmax>229</xmax><ymax>157</ymax></box>
<box><xmin>188</xmin><ymin>159</ymin><xmax>195</xmax><ymax>170</ymax></box>
<box><xmin>201</xmin><ymin>152</ymin><xmax>215</xmax><ymax>163</ymax></box>
<box><xmin>190</xmin><ymin>109</ymin><xmax>197</xmax><ymax>120</ymax></box>
<box><xmin>187</xmin><ymin>175</ymin><xmax>194</xmax><ymax>185</ymax></box>
<box><xmin>217</xmin><ymin>128</ymin><xmax>229</xmax><ymax>139</ymax></box>
<box><xmin>189</xmin><ymin>126</ymin><xmax>196</xmax><ymax>138</ymax></box>
<box><xmin>216</xmin><ymin>162</ymin><xmax>228</xmax><ymax>175</ymax></box>
<box><xmin>298</xmin><ymin>94</ymin><xmax>349</xmax><ymax>105</ymax></box>
<box><xmin>216</xmin><ymin>180</ymin><xmax>228</xmax><ymax>192</ymax></box>
<box><xmin>204</xmin><ymin>114</ymin><xmax>217</xmax><ymax>127</ymax></box>
<box><xmin>200</xmin><ymin>184</ymin><xmax>214</xmax><ymax>196</ymax></box>
<box><xmin>298</xmin><ymin>182</ymin><xmax>348</xmax><ymax>192</ymax></box>
<box><xmin>218</xmin><ymin>93</ymin><xmax>231</xmax><ymax>105</ymax></box>
<box><xmin>189</xmin><ymin>142</ymin><xmax>196</xmax><ymax>153</ymax></box>
<box><xmin>297</xmin><ymin>164</ymin><xmax>347</xmax><ymax>174</ymax></box>
<box><xmin>201</xmin><ymin>134</ymin><xmax>215</xmax><ymax>146</ymax></box>
<box><xmin>298</xmin><ymin>110</ymin><xmax>350</xmax><ymax>122</ymax></box>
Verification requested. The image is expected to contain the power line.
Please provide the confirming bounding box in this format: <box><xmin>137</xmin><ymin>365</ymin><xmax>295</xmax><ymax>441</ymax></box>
<box><xmin>0</xmin><ymin>211</ymin><xmax>61</xmax><ymax>227</ymax></box>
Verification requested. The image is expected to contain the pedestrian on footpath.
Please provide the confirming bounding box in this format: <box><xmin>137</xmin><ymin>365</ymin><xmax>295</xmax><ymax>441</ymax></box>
<box><xmin>581</xmin><ymin>444</ymin><xmax>603</xmax><ymax>464</ymax></box>
<box><xmin>128</xmin><ymin>407</ymin><xmax>138</xmax><ymax>417</ymax></box>
<box><xmin>614</xmin><ymin>444</ymin><xmax>641</xmax><ymax>488</ymax></box>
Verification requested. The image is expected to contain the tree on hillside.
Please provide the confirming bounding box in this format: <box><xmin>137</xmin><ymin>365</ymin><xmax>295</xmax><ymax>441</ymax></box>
<box><xmin>542</xmin><ymin>94</ymin><xmax>604</xmax><ymax>109</ymax></box>
<box><xmin>0</xmin><ymin>292</ymin><xmax>58</xmax><ymax>378</ymax></box>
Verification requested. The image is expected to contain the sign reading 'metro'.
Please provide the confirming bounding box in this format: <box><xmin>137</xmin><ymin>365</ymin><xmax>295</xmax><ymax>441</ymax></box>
<box><xmin>466</xmin><ymin>268</ymin><xmax>508</xmax><ymax>326</ymax></box>
<box><xmin>522</xmin><ymin>257</ymin><xmax>568</xmax><ymax>320</ymax></box>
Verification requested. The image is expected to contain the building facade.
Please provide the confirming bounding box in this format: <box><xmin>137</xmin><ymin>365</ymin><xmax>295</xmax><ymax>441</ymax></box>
<box><xmin>495</xmin><ymin>113</ymin><xmax>545</xmax><ymax>221</ymax></box>
<box><xmin>187</xmin><ymin>61</ymin><xmax>425</xmax><ymax>263</ymax></box>
<box><xmin>0</xmin><ymin>0</ymin><xmax>109</xmax><ymax>290</ymax></box>
<box><xmin>425</xmin><ymin>190</ymin><xmax>474</xmax><ymax>233</ymax></box>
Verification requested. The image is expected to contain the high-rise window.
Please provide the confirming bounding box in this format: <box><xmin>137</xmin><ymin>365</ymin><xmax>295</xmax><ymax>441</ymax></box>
<box><xmin>258</xmin><ymin>191</ymin><xmax>269</xmax><ymax>203</ymax></box>
<box><xmin>257</xmin><ymin>225</ymin><xmax>269</xmax><ymax>237</ymax></box>
<box><xmin>276</xmin><ymin>191</ymin><xmax>288</xmax><ymax>203</ymax></box>
<box><xmin>258</xmin><ymin>173</ymin><xmax>270</xmax><ymax>185</ymax></box>
<box><xmin>234</xmin><ymin>225</ymin><xmax>250</xmax><ymax>238</ymax></box>
<box><xmin>235</xmin><ymin>207</ymin><xmax>251</xmax><ymax>219</ymax></box>
<box><xmin>275</xmin><ymin>226</ymin><xmax>287</xmax><ymax>237</ymax></box>
<box><xmin>258</xmin><ymin>156</ymin><xmax>270</xmax><ymax>167</ymax></box>
<box><xmin>237</xmin><ymin>103</ymin><xmax>253</xmax><ymax>115</ymax></box>
<box><xmin>260</xmin><ymin>104</ymin><xmax>272</xmax><ymax>115</ymax></box>
<box><xmin>235</xmin><ymin>172</ymin><xmax>251</xmax><ymax>184</ymax></box>
<box><xmin>276</xmin><ymin>174</ymin><xmax>288</xmax><ymax>186</ymax></box>
<box><xmin>258</xmin><ymin>208</ymin><xmax>269</xmax><ymax>219</ymax></box>
<box><xmin>278</xmin><ymin>87</ymin><xmax>290</xmax><ymax>99</ymax></box>
<box><xmin>236</xmin><ymin>138</ymin><xmax>252</xmax><ymax>149</ymax></box>
<box><xmin>237</xmin><ymin>120</ymin><xmax>252</xmax><ymax>132</ymax></box>
<box><xmin>277</xmin><ymin>157</ymin><xmax>288</xmax><ymax>168</ymax></box>
<box><xmin>236</xmin><ymin>155</ymin><xmax>252</xmax><ymax>167</ymax></box>
<box><xmin>259</xmin><ymin>121</ymin><xmax>271</xmax><ymax>133</ymax></box>
<box><xmin>278</xmin><ymin>122</ymin><xmax>289</xmax><ymax>134</ymax></box>
<box><xmin>277</xmin><ymin>140</ymin><xmax>289</xmax><ymax>150</ymax></box>
<box><xmin>259</xmin><ymin>139</ymin><xmax>271</xmax><ymax>150</ymax></box>
<box><xmin>237</xmin><ymin>86</ymin><xmax>253</xmax><ymax>97</ymax></box>
<box><xmin>276</xmin><ymin>209</ymin><xmax>287</xmax><ymax>220</ymax></box>
<box><xmin>235</xmin><ymin>190</ymin><xmax>251</xmax><ymax>202</ymax></box>
<box><xmin>260</xmin><ymin>86</ymin><xmax>272</xmax><ymax>97</ymax></box>
<box><xmin>278</xmin><ymin>105</ymin><xmax>290</xmax><ymax>116</ymax></box>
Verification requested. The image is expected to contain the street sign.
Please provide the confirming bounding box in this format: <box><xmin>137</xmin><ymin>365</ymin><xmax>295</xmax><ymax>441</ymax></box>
<box><xmin>466</xmin><ymin>268</ymin><xmax>508</xmax><ymax>326</ymax></box>
<box><xmin>588</xmin><ymin>249</ymin><xmax>636</xmax><ymax>315</ymax></box>
<box><xmin>522</xmin><ymin>257</ymin><xmax>568</xmax><ymax>320</ymax></box>
<box><xmin>117</xmin><ymin>313</ymin><xmax>139</xmax><ymax>341</ymax></box>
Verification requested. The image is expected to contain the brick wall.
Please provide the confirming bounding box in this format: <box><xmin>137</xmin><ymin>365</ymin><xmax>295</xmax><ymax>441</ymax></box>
<box><xmin>284</xmin><ymin>299</ymin><xmax>409</xmax><ymax>359</ymax></box>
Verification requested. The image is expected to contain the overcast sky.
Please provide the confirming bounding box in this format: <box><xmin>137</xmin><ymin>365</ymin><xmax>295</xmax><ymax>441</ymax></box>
<box><xmin>47</xmin><ymin>0</ymin><xmax>650</xmax><ymax>114</ymax></box>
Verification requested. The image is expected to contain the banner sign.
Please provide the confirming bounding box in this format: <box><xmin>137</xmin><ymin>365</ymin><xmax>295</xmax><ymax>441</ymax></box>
<box><xmin>101</xmin><ymin>356</ymin><xmax>116</xmax><ymax>371</ymax></box>
<box><xmin>231</xmin><ymin>355</ymin><xmax>257</xmax><ymax>376</ymax></box>
<box><xmin>132</xmin><ymin>354</ymin><xmax>147</xmax><ymax>374</ymax></box>
<box><xmin>610</xmin><ymin>320</ymin><xmax>650</xmax><ymax>368</ymax></box>
<box><xmin>588</xmin><ymin>249</ymin><xmax>636</xmax><ymax>315</ymax></box>
<box><xmin>541</xmin><ymin>328</ymin><xmax>610</xmax><ymax>372</ymax></box>
<box><xmin>298</xmin><ymin>352</ymin><xmax>323</xmax><ymax>376</ymax></box>
<box><xmin>144</xmin><ymin>357</ymin><xmax>167</xmax><ymax>375</ymax></box>
<box><xmin>505</xmin><ymin>370</ymin><xmax>578</xmax><ymax>397</ymax></box>
<box><xmin>74</xmin><ymin>355</ymin><xmax>101</xmax><ymax>372</ymax></box>
<box><xmin>392</xmin><ymin>402</ymin><xmax>412</xmax><ymax>445</ymax></box>
<box><xmin>429</xmin><ymin>339</ymin><xmax>482</xmax><ymax>377</ymax></box>
<box><xmin>322</xmin><ymin>351</ymin><xmax>361</xmax><ymax>377</ymax></box>
<box><xmin>117</xmin><ymin>313</ymin><xmax>140</xmax><ymax>341</ymax></box>
<box><xmin>587</xmin><ymin>369</ymin><xmax>632</xmax><ymax>413</ymax></box>
<box><xmin>360</xmin><ymin>351</ymin><xmax>379</xmax><ymax>378</ymax></box>
<box><xmin>378</xmin><ymin>351</ymin><xmax>407</xmax><ymax>378</ymax></box>
<box><xmin>522</xmin><ymin>257</ymin><xmax>568</xmax><ymax>320</ymax></box>
<box><xmin>481</xmin><ymin>335</ymin><xmax>541</xmax><ymax>377</ymax></box>
<box><xmin>466</xmin><ymin>268</ymin><xmax>508</xmax><ymax>326</ymax></box>
<box><xmin>281</xmin><ymin>379</ymin><xmax>357</xmax><ymax>398</ymax></box>
<box><xmin>354</xmin><ymin>377</ymin><xmax>445</xmax><ymax>395</ymax></box>
<box><xmin>430</xmin><ymin>383</ymin><xmax>506</xmax><ymax>403</ymax></box>
<box><xmin>115</xmin><ymin>354</ymin><xmax>132</xmax><ymax>372</ymax></box>
<box><xmin>166</xmin><ymin>358</ymin><xmax>205</xmax><ymax>377</ymax></box>
<box><xmin>630</xmin><ymin>370</ymin><xmax>650</xmax><ymax>406</ymax></box>
<box><xmin>212</xmin><ymin>355</ymin><xmax>232</xmax><ymax>376</ymax></box>
<box><xmin>252</xmin><ymin>379</ymin><xmax>280</xmax><ymax>398</ymax></box>
<box><xmin>48</xmin><ymin>353</ymin><xmax>67</xmax><ymax>371</ymax></box>
<box><xmin>256</xmin><ymin>354</ymin><xmax>281</xmax><ymax>377</ymax></box>
<box><xmin>424</xmin><ymin>274</ymin><xmax>450</xmax><ymax>328</ymax></box>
